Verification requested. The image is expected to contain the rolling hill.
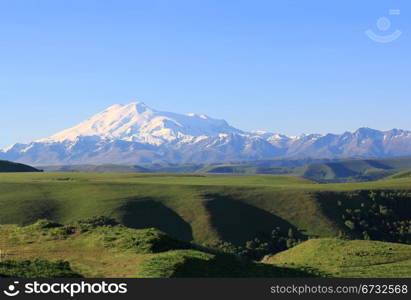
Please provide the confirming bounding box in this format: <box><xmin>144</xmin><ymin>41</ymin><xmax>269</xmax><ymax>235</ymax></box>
<box><xmin>264</xmin><ymin>238</ymin><xmax>411</xmax><ymax>278</ymax></box>
<box><xmin>0</xmin><ymin>173</ymin><xmax>325</xmax><ymax>244</ymax></box>
<box><xmin>1</xmin><ymin>172</ymin><xmax>411</xmax><ymax>247</ymax></box>
<box><xmin>35</xmin><ymin>156</ymin><xmax>411</xmax><ymax>184</ymax></box>
<box><xmin>390</xmin><ymin>170</ymin><xmax>411</xmax><ymax>179</ymax></box>
<box><xmin>199</xmin><ymin>157</ymin><xmax>411</xmax><ymax>182</ymax></box>
<box><xmin>1</xmin><ymin>173</ymin><xmax>411</xmax><ymax>277</ymax></box>
<box><xmin>2</xmin><ymin>219</ymin><xmax>410</xmax><ymax>277</ymax></box>
<box><xmin>0</xmin><ymin>219</ymin><xmax>313</xmax><ymax>278</ymax></box>
<box><xmin>0</xmin><ymin>160</ymin><xmax>41</xmax><ymax>172</ymax></box>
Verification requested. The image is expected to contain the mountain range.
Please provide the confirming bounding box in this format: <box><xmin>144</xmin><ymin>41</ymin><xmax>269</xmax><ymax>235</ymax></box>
<box><xmin>1</xmin><ymin>101</ymin><xmax>411</xmax><ymax>165</ymax></box>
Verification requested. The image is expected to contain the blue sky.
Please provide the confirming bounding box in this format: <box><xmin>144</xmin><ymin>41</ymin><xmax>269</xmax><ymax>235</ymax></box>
<box><xmin>1</xmin><ymin>0</ymin><xmax>410</xmax><ymax>148</ymax></box>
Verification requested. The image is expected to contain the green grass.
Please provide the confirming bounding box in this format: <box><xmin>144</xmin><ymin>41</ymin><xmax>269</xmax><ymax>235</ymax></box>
<box><xmin>0</xmin><ymin>173</ymin><xmax>327</xmax><ymax>245</ymax></box>
<box><xmin>3</xmin><ymin>221</ymin><xmax>408</xmax><ymax>278</ymax></box>
<box><xmin>12</xmin><ymin>218</ymin><xmax>192</xmax><ymax>254</ymax></box>
<box><xmin>390</xmin><ymin>170</ymin><xmax>411</xmax><ymax>179</ymax></box>
<box><xmin>0</xmin><ymin>220</ymin><xmax>191</xmax><ymax>277</ymax></box>
<box><xmin>137</xmin><ymin>249</ymin><xmax>317</xmax><ymax>278</ymax></box>
<box><xmin>264</xmin><ymin>238</ymin><xmax>411</xmax><ymax>278</ymax></box>
<box><xmin>1</xmin><ymin>172</ymin><xmax>411</xmax><ymax>277</ymax></box>
<box><xmin>0</xmin><ymin>221</ymin><xmax>314</xmax><ymax>278</ymax></box>
<box><xmin>0</xmin><ymin>259</ymin><xmax>82</xmax><ymax>278</ymax></box>
<box><xmin>1</xmin><ymin>172</ymin><xmax>411</xmax><ymax>246</ymax></box>
<box><xmin>0</xmin><ymin>223</ymin><xmax>149</xmax><ymax>277</ymax></box>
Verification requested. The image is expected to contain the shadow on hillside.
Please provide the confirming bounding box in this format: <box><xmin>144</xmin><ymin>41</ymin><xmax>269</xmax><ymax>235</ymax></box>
<box><xmin>326</xmin><ymin>163</ymin><xmax>358</xmax><ymax>177</ymax></box>
<box><xmin>203</xmin><ymin>193</ymin><xmax>305</xmax><ymax>245</ymax></box>
<box><xmin>113</xmin><ymin>197</ymin><xmax>193</xmax><ymax>242</ymax></box>
<box><xmin>364</xmin><ymin>160</ymin><xmax>392</xmax><ymax>169</ymax></box>
<box><xmin>0</xmin><ymin>197</ymin><xmax>60</xmax><ymax>226</ymax></box>
<box><xmin>151</xmin><ymin>254</ymin><xmax>322</xmax><ymax>277</ymax></box>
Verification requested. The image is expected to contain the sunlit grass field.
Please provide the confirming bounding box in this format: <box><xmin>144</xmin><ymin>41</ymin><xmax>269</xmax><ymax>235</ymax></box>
<box><xmin>265</xmin><ymin>238</ymin><xmax>411</xmax><ymax>278</ymax></box>
<box><xmin>1</xmin><ymin>172</ymin><xmax>411</xmax><ymax>244</ymax></box>
<box><xmin>1</xmin><ymin>172</ymin><xmax>411</xmax><ymax>277</ymax></box>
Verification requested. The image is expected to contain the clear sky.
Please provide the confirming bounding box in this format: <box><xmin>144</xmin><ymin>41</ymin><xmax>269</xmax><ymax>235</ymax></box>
<box><xmin>1</xmin><ymin>0</ymin><xmax>410</xmax><ymax>148</ymax></box>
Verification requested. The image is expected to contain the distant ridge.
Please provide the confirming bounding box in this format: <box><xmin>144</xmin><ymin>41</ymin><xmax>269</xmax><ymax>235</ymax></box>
<box><xmin>0</xmin><ymin>160</ymin><xmax>41</xmax><ymax>172</ymax></box>
<box><xmin>1</xmin><ymin>102</ymin><xmax>411</xmax><ymax>165</ymax></box>
<box><xmin>199</xmin><ymin>157</ymin><xmax>411</xmax><ymax>183</ymax></box>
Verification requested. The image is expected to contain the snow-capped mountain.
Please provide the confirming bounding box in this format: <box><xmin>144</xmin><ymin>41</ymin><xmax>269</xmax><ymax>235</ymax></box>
<box><xmin>39</xmin><ymin>102</ymin><xmax>243</xmax><ymax>145</ymax></box>
<box><xmin>1</xmin><ymin>102</ymin><xmax>411</xmax><ymax>165</ymax></box>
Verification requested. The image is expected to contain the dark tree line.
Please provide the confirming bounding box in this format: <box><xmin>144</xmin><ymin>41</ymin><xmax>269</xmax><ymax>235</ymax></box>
<box><xmin>208</xmin><ymin>227</ymin><xmax>301</xmax><ymax>260</ymax></box>
<box><xmin>210</xmin><ymin>190</ymin><xmax>411</xmax><ymax>260</ymax></box>
<box><xmin>339</xmin><ymin>190</ymin><xmax>411</xmax><ymax>244</ymax></box>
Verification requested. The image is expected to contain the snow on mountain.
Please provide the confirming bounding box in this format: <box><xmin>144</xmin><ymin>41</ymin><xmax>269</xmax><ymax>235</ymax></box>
<box><xmin>2</xmin><ymin>102</ymin><xmax>411</xmax><ymax>165</ymax></box>
<box><xmin>38</xmin><ymin>102</ymin><xmax>242</xmax><ymax>145</ymax></box>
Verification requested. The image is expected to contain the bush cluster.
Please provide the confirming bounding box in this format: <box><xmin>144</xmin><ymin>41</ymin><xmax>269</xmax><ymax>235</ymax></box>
<box><xmin>339</xmin><ymin>191</ymin><xmax>411</xmax><ymax>243</ymax></box>
<box><xmin>207</xmin><ymin>227</ymin><xmax>302</xmax><ymax>260</ymax></box>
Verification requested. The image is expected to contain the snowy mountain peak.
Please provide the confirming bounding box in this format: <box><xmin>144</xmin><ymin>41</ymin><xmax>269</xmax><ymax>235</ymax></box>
<box><xmin>104</xmin><ymin>101</ymin><xmax>153</xmax><ymax>115</ymax></box>
<box><xmin>186</xmin><ymin>112</ymin><xmax>210</xmax><ymax>120</ymax></box>
<box><xmin>37</xmin><ymin>102</ymin><xmax>241</xmax><ymax>145</ymax></box>
<box><xmin>2</xmin><ymin>102</ymin><xmax>411</xmax><ymax>165</ymax></box>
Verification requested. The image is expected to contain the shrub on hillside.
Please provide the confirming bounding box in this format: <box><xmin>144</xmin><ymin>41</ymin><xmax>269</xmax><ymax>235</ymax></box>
<box><xmin>206</xmin><ymin>227</ymin><xmax>302</xmax><ymax>260</ymax></box>
<box><xmin>94</xmin><ymin>226</ymin><xmax>193</xmax><ymax>253</ymax></box>
<box><xmin>31</xmin><ymin>219</ymin><xmax>62</xmax><ymax>229</ymax></box>
<box><xmin>74</xmin><ymin>216</ymin><xmax>119</xmax><ymax>232</ymax></box>
<box><xmin>0</xmin><ymin>259</ymin><xmax>82</xmax><ymax>278</ymax></box>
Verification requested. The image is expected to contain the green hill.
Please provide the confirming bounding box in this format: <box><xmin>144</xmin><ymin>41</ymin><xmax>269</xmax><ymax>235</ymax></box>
<box><xmin>390</xmin><ymin>170</ymin><xmax>411</xmax><ymax>179</ymax></box>
<box><xmin>38</xmin><ymin>157</ymin><xmax>411</xmax><ymax>182</ymax></box>
<box><xmin>0</xmin><ymin>173</ymin><xmax>336</xmax><ymax>245</ymax></box>
<box><xmin>3</xmin><ymin>220</ymin><xmax>410</xmax><ymax>277</ymax></box>
<box><xmin>0</xmin><ymin>160</ymin><xmax>41</xmax><ymax>172</ymax></box>
<box><xmin>264</xmin><ymin>238</ymin><xmax>411</xmax><ymax>278</ymax></box>
<box><xmin>196</xmin><ymin>165</ymin><xmax>289</xmax><ymax>175</ymax></box>
<box><xmin>1</xmin><ymin>172</ymin><xmax>411</xmax><ymax>249</ymax></box>
<box><xmin>0</xmin><ymin>219</ymin><xmax>314</xmax><ymax>278</ymax></box>
<box><xmin>294</xmin><ymin>157</ymin><xmax>411</xmax><ymax>182</ymax></box>
<box><xmin>199</xmin><ymin>157</ymin><xmax>411</xmax><ymax>183</ymax></box>
<box><xmin>1</xmin><ymin>173</ymin><xmax>411</xmax><ymax>277</ymax></box>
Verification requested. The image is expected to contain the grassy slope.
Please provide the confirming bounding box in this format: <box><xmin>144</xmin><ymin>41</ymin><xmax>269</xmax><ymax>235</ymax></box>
<box><xmin>390</xmin><ymin>170</ymin><xmax>411</xmax><ymax>179</ymax></box>
<box><xmin>2</xmin><ymin>222</ymin><xmax>410</xmax><ymax>278</ymax></box>
<box><xmin>264</xmin><ymin>238</ymin><xmax>411</xmax><ymax>278</ymax></box>
<box><xmin>0</xmin><ymin>160</ymin><xmax>40</xmax><ymax>172</ymax></box>
<box><xmin>136</xmin><ymin>249</ymin><xmax>315</xmax><ymax>278</ymax></box>
<box><xmin>0</xmin><ymin>221</ymin><xmax>312</xmax><ymax>278</ymax></box>
<box><xmin>0</xmin><ymin>173</ymin><xmax>332</xmax><ymax>244</ymax></box>
<box><xmin>1</xmin><ymin>173</ymin><xmax>411</xmax><ymax>246</ymax></box>
<box><xmin>0</xmin><ymin>224</ymin><xmax>150</xmax><ymax>277</ymax></box>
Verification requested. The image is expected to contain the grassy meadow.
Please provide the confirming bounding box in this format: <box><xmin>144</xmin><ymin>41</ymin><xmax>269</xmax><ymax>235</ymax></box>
<box><xmin>1</xmin><ymin>172</ymin><xmax>411</xmax><ymax>277</ymax></box>
<box><xmin>264</xmin><ymin>238</ymin><xmax>411</xmax><ymax>278</ymax></box>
